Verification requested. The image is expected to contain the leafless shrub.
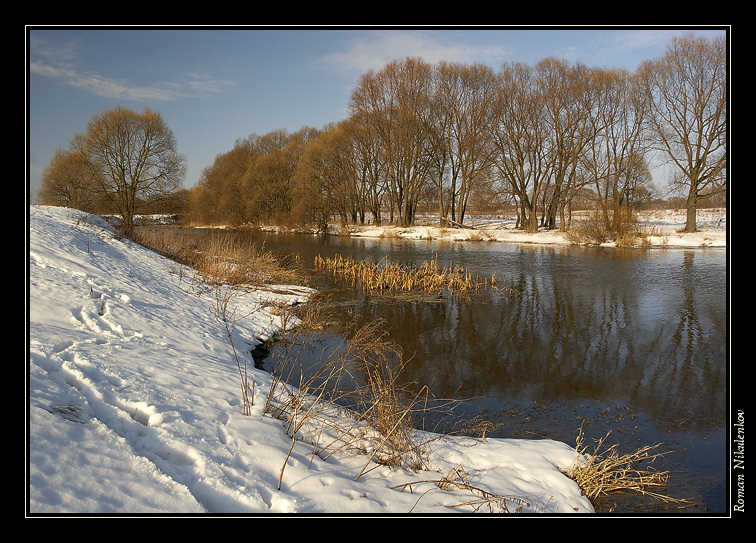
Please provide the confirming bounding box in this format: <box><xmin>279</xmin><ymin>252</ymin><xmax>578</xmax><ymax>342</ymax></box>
<box><xmin>566</xmin><ymin>207</ymin><xmax>641</xmax><ymax>246</ymax></box>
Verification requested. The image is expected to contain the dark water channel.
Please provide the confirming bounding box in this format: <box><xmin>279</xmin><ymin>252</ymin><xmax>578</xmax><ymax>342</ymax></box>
<box><xmin>226</xmin><ymin>230</ymin><xmax>728</xmax><ymax>514</ymax></box>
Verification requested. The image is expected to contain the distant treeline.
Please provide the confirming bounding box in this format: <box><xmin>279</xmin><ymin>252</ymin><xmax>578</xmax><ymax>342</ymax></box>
<box><xmin>186</xmin><ymin>34</ymin><xmax>725</xmax><ymax>234</ymax></box>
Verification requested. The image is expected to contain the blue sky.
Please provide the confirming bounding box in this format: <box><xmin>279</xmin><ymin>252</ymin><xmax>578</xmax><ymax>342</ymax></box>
<box><xmin>27</xmin><ymin>26</ymin><xmax>728</xmax><ymax>199</ymax></box>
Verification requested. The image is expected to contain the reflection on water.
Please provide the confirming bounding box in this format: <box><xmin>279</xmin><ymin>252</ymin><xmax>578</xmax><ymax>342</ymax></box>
<box><xmin>370</xmin><ymin>248</ymin><xmax>726</xmax><ymax>432</ymax></box>
<box><xmin>226</xmin><ymin>230</ymin><xmax>728</xmax><ymax>513</ymax></box>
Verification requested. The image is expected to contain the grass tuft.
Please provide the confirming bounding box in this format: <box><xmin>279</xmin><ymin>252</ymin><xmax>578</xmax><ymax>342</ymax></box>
<box><xmin>565</xmin><ymin>427</ymin><xmax>694</xmax><ymax>511</ymax></box>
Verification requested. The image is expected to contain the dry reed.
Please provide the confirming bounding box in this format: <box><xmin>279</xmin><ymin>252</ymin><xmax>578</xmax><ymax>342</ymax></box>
<box><xmin>315</xmin><ymin>253</ymin><xmax>494</xmax><ymax>297</ymax></box>
<box><xmin>565</xmin><ymin>428</ymin><xmax>693</xmax><ymax>510</ymax></box>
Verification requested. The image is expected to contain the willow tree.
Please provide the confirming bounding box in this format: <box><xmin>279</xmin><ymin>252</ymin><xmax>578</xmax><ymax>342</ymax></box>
<box><xmin>190</xmin><ymin>138</ymin><xmax>257</xmax><ymax>225</ymax></box>
<box><xmin>349</xmin><ymin>58</ymin><xmax>434</xmax><ymax>226</ymax></box>
<box><xmin>343</xmin><ymin>114</ymin><xmax>388</xmax><ymax>225</ymax></box>
<box><xmin>583</xmin><ymin>67</ymin><xmax>652</xmax><ymax>232</ymax></box>
<box><xmin>639</xmin><ymin>34</ymin><xmax>727</xmax><ymax>232</ymax></box>
<box><xmin>491</xmin><ymin>62</ymin><xmax>553</xmax><ymax>233</ymax></box>
<box><xmin>291</xmin><ymin>123</ymin><xmax>360</xmax><ymax>228</ymax></box>
<box><xmin>429</xmin><ymin>62</ymin><xmax>497</xmax><ymax>226</ymax></box>
<box><xmin>536</xmin><ymin>58</ymin><xmax>603</xmax><ymax>231</ymax></box>
<box><xmin>38</xmin><ymin>143</ymin><xmax>100</xmax><ymax>212</ymax></box>
<box><xmin>75</xmin><ymin>106</ymin><xmax>186</xmax><ymax>233</ymax></box>
<box><xmin>240</xmin><ymin>127</ymin><xmax>319</xmax><ymax>225</ymax></box>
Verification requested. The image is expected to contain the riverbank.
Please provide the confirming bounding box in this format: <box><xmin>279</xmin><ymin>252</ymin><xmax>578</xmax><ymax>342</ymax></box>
<box><xmin>259</xmin><ymin>208</ymin><xmax>727</xmax><ymax>249</ymax></box>
<box><xmin>28</xmin><ymin>205</ymin><xmax>595</xmax><ymax>515</ymax></box>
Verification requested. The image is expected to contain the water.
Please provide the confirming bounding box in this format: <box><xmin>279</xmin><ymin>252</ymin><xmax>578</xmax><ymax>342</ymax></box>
<box><xmin>228</xmin><ymin>230</ymin><xmax>729</xmax><ymax>514</ymax></box>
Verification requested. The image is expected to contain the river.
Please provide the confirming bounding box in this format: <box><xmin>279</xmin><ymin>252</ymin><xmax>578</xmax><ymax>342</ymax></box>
<box><xmin>220</xmin><ymin>229</ymin><xmax>728</xmax><ymax>514</ymax></box>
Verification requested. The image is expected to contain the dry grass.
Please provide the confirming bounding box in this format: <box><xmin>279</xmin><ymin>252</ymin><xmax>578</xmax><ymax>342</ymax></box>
<box><xmin>392</xmin><ymin>465</ymin><xmax>535</xmax><ymax>513</ymax></box>
<box><xmin>565</xmin><ymin>428</ymin><xmax>694</xmax><ymax>510</ymax></box>
<box><xmin>315</xmin><ymin>253</ymin><xmax>495</xmax><ymax>297</ymax></box>
<box><xmin>211</xmin><ymin>282</ymin><xmax>257</xmax><ymax>416</ymax></box>
<box><xmin>566</xmin><ymin>207</ymin><xmax>641</xmax><ymax>246</ymax></box>
<box><xmin>131</xmin><ymin>227</ymin><xmax>304</xmax><ymax>417</ymax></box>
<box><xmin>263</xmin><ymin>310</ymin><xmax>442</xmax><ymax>488</ymax></box>
<box><xmin>132</xmin><ymin>227</ymin><xmax>302</xmax><ymax>288</ymax></box>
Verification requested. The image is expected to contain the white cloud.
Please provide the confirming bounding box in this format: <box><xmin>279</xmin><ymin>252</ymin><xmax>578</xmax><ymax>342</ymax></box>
<box><xmin>29</xmin><ymin>35</ymin><xmax>231</xmax><ymax>102</ymax></box>
<box><xmin>317</xmin><ymin>30</ymin><xmax>511</xmax><ymax>78</ymax></box>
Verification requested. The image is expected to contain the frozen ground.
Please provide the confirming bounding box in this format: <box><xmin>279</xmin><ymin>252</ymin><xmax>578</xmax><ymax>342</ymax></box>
<box><xmin>347</xmin><ymin>209</ymin><xmax>727</xmax><ymax>248</ymax></box>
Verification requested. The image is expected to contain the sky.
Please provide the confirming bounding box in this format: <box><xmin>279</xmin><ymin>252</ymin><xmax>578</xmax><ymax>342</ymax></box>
<box><xmin>26</xmin><ymin>25</ymin><xmax>729</xmax><ymax>200</ymax></box>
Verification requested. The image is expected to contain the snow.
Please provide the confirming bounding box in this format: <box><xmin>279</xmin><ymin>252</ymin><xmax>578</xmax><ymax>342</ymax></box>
<box><xmin>27</xmin><ymin>205</ymin><xmax>596</xmax><ymax>515</ymax></box>
<box><xmin>264</xmin><ymin>208</ymin><xmax>727</xmax><ymax>248</ymax></box>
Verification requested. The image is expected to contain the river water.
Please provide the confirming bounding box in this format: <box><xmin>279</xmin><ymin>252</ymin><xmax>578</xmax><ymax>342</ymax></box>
<box><xmin>227</xmin><ymin>230</ymin><xmax>728</xmax><ymax>514</ymax></box>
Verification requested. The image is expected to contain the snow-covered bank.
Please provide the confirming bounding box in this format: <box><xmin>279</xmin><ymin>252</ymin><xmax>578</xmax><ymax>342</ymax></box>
<box><xmin>263</xmin><ymin>208</ymin><xmax>727</xmax><ymax>248</ymax></box>
<box><xmin>27</xmin><ymin>205</ymin><xmax>593</xmax><ymax>515</ymax></box>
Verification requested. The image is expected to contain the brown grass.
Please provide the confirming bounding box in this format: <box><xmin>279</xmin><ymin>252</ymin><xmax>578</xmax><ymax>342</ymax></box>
<box><xmin>130</xmin><ymin>227</ymin><xmax>304</xmax><ymax>417</ymax></box>
<box><xmin>565</xmin><ymin>428</ymin><xmax>694</xmax><ymax>510</ymax></box>
<box><xmin>315</xmin><ymin>253</ymin><xmax>495</xmax><ymax>297</ymax></box>
<box><xmin>566</xmin><ymin>207</ymin><xmax>641</xmax><ymax>246</ymax></box>
<box><xmin>263</xmin><ymin>309</ymin><xmax>442</xmax><ymax>488</ymax></box>
<box><xmin>132</xmin><ymin>227</ymin><xmax>302</xmax><ymax>287</ymax></box>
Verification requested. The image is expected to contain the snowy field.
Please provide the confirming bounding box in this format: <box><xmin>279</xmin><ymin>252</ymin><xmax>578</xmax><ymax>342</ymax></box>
<box><xmin>28</xmin><ymin>205</ymin><xmax>598</xmax><ymax>515</ymax></box>
<box><xmin>347</xmin><ymin>208</ymin><xmax>727</xmax><ymax>247</ymax></box>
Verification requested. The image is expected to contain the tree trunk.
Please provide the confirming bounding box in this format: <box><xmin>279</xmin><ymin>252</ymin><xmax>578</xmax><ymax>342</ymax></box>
<box><xmin>685</xmin><ymin>189</ymin><xmax>698</xmax><ymax>232</ymax></box>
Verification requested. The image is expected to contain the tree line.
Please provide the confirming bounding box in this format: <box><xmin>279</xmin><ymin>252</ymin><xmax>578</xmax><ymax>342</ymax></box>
<box><xmin>38</xmin><ymin>34</ymin><xmax>726</xmax><ymax>234</ymax></box>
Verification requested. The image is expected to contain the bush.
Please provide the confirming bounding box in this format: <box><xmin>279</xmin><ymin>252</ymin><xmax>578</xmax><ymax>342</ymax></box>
<box><xmin>566</xmin><ymin>207</ymin><xmax>639</xmax><ymax>246</ymax></box>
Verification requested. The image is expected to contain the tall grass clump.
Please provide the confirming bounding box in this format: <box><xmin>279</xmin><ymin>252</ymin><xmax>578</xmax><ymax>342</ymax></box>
<box><xmin>565</xmin><ymin>428</ymin><xmax>693</xmax><ymax>511</ymax></box>
<box><xmin>132</xmin><ymin>227</ymin><xmax>302</xmax><ymax>287</ymax></box>
<box><xmin>193</xmin><ymin>232</ymin><xmax>302</xmax><ymax>287</ymax></box>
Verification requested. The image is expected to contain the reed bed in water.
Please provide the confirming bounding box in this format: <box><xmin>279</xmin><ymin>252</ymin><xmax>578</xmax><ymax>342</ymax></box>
<box><xmin>315</xmin><ymin>253</ymin><xmax>497</xmax><ymax>296</ymax></box>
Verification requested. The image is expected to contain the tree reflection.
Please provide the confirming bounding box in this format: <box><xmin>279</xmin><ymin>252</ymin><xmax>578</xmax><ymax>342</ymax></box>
<box><xmin>361</xmin><ymin>248</ymin><xmax>726</xmax><ymax>430</ymax></box>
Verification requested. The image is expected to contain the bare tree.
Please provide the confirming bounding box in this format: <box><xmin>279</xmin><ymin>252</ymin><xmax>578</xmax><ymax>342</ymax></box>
<box><xmin>429</xmin><ymin>62</ymin><xmax>496</xmax><ymax>226</ymax></box>
<box><xmin>241</xmin><ymin>127</ymin><xmax>319</xmax><ymax>225</ymax></box>
<box><xmin>76</xmin><ymin>106</ymin><xmax>186</xmax><ymax>233</ymax></box>
<box><xmin>344</xmin><ymin>115</ymin><xmax>387</xmax><ymax>225</ymax></box>
<box><xmin>190</xmin><ymin>138</ymin><xmax>257</xmax><ymax>225</ymax></box>
<box><xmin>638</xmin><ymin>34</ymin><xmax>727</xmax><ymax>232</ymax></box>
<box><xmin>291</xmin><ymin>123</ymin><xmax>358</xmax><ymax>228</ymax></box>
<box><xmin>349</xmin><ymin>58</ymin><xmax>434</xmax><ymax>226</ymax></box>
<box><xmin>537</xmin><ymin>59</ymin><xmax>603</xmax><ymax>231</ymax></box>
<box><xmin>584</xmin><ymin>68</ymin><xmax>652</xmax><ymax>231</ymax></box>
<box><xmin>491</xmin><ymin>62</ymin><xmax>553</xmax><ymax>233</ymax></box>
